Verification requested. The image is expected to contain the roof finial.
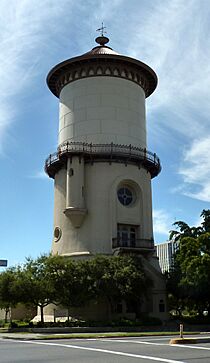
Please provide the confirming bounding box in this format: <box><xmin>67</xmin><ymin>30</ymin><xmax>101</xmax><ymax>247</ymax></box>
<box><xmin>95</xmin><ymin>22</ymin><xmax>109</xmax><ymax>46</ymax></box>
<box><xmin>96</xmin><ymin>22</ymin><xmax>106</xmax><ymax>36</ymax></box>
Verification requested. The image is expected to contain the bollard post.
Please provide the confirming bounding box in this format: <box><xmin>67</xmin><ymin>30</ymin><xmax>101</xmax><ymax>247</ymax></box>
<box><xmin>180</xmin><ymin>323</ymin><xmax>184</xmax><ymax>339</ymax></box>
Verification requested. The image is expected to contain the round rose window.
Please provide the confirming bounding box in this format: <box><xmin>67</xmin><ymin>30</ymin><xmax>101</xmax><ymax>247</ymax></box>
<box><xmin>117</xmin><ymin>187</ymin><xmax>133</xmax><ymax>206</ymax></box>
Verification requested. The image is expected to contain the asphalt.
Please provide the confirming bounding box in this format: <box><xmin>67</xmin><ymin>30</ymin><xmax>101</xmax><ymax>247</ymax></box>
<box><xmin>2</xmin><ymin>335</ymin><xmax>210</xmax><ymax>363</ymax></box>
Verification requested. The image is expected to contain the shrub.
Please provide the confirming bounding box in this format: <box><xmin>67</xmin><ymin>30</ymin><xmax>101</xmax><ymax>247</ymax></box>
<box><xmin>36</xmin><ymin>321</ymin><xmax>45</xmax><ymax>328</ymax></box>
<box><xmin>10</xmin><ymin>321</ymin><xmax>18</xmax><ymax>328</ymax></box>
<box><xmin>141</xmin><ymin>316</ymin><xmax>162</xmax><ymax>326</ymax></box>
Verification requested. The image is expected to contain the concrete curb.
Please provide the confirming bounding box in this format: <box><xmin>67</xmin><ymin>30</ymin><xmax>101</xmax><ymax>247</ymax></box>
<box><xmin>1</xmin><ymin>332</ymin><xmax>210</xmax><ymax>343</ymax></box>
<box><xmin>0</xmin><ymin>332</ymin><xmax>191</xmax><ymax>341</ymax></box>
<box><xmin>170</xmin><ymin>337</ymin><xmax>210</xmax><ymax>345</ymax></box>
<box><xmin>0</xmin><ymin>332</ymin><xmax>173</xmax><ymax>341</ymax></box>
<box><xmin>0</xmin><ymin>334</ymin><xmax>43</xmax><ymax>341</ymax></box>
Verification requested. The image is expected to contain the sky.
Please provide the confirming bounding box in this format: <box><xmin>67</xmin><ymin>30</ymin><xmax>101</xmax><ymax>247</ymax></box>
<box><xmin>0</xmin><ymin>0</ymin><xmax>210</xmax><ymax>267</ymax></box>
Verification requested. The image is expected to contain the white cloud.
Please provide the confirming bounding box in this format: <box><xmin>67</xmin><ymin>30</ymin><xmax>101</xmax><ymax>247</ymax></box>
<box><xmin>1</xmin><ymin>0</ymin><xmax>209</xmax><ymax>206</ymax></box>
<box><xmin>178</xmin><ymin>136</ymin><xmax>210</xmax><ymax>202</ymax></box>
<box><xmin>29</xmin><ymin>170</ymin><xmax>48</xmax><ymax>180</ymax></box>
<box><xmin>120</xmin><ymin>0</ymin><xmax>210</xmax><ymax>203</ymax></box>
<box><xmin>123</xmin><ymin>0</ymin><xmax>210</xmax><ymax>140</ymax></box>
<box><xmin>1</xmin><ymin>0</ymin><xmax>209</xmax><ymax>148</ymax></box>
<box><xmin>0</xmin><ymin>0</ymin><xmax>73</xmax><ymax>151</ymax></box>
<box><xmin>153</xmin><ymin>209</ymin><xmax>172</xmax><ymax>238</ymax></box>
<box><xmin>0</xmin><ymin>0</ymin><xmax>130</xmax><ymax>153</ymax></box>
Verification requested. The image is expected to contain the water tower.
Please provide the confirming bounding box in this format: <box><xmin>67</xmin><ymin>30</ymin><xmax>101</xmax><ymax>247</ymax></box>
<box><xmin>45</xmin><ymin>29</ymin><xmax>167</xmax><ymax>319</ymax></box>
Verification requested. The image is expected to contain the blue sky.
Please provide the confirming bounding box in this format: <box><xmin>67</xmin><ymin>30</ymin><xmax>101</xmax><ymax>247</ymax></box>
<box><xmin>0</xmin><ymin>0</ymin><xmax>210</xmax><ymax>267</ymax></box>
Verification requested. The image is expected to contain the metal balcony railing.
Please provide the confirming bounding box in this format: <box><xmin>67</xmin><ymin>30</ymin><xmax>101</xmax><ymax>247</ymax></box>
<box><xmin>45</xmin><ymin>142</ymin><xmax>161</xmax><ymax>178</ymax></box>
<box><xmin>112</xmin><ymin>238</ymin><xmax>154</xmax><ymax>250</ymax></box>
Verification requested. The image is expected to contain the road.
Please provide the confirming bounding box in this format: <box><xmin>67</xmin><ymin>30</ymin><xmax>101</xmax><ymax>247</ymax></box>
<box><xmin>1</xmin><ymin>335</ymin><xmax>210</xmax><ymax>362</ymax></box>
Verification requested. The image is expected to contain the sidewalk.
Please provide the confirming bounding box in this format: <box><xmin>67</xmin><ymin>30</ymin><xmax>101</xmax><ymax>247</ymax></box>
<box><xmin>0</xmin><ymin>332</ymin><xmax>44</xmax><ymax>340</ymax></box>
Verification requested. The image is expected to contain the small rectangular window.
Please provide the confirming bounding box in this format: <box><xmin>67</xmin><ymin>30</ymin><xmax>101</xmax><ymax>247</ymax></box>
<box><xmin>159</xmin><ymin>300</ymin><xmax>165</xmax><ymax>313</ymax></box>
<box><xmin>117</xmin><ymin>224</ymin><xmax>139</xmax><ymax>247</ymax></box>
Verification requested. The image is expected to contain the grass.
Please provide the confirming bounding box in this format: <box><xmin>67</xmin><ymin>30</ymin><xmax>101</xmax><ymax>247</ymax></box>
<box><xmin>40</xmin><ymin>331</ymin><xmax>199</xmax><ymax>339</ymax></box>
<box><xmin>0</xmin><ymin>331</ymin><xmax>200</xmax><ymax>340</ymax></box>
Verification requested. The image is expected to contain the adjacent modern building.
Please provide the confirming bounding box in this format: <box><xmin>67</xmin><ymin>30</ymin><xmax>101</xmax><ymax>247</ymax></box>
<box><xmin>44</xmin><ymin>32</ymin><xmax>167</xmax><ymax>320</ymax></box>
<box><xmin>156</xmin><ymin>240</ymin><xmax>179</xmax><ymax>273</ymax></box>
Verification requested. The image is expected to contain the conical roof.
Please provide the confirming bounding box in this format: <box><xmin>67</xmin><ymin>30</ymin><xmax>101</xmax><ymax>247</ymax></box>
<box><xmin>47</xmin><ymin>35</ymin><xmax>157</xmax><ymax>98</ymax></box>
<box><xmin>84</xmin><ymin>45</ymin><xmax>119</xmax><ymax>56</ymax></box>
<box><xmin>83</xmin><ymin>36</ymin><xmax>119</xmax><ymax>56</ymax></box>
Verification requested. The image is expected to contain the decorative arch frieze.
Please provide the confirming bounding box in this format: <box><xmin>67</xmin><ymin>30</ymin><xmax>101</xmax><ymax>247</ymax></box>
<box><xmin>49</xmin><ymin>57</ymin><xmax>155</xmax><ymax>98</ymax></box>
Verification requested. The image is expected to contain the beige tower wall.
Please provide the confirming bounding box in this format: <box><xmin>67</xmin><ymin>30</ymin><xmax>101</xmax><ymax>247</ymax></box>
<box><xmin>52</xmin><ymin>162</ymin><xmax>153</xmax><ymax>257</ymax></box>
<box><xmin>46</xmin><ymin>70</ymin><xmax>167</xmax><ymax>322</ymax></box>
<box><xmin>43</xmin><ymin>39</ymin><xmax>167</xmax><ymax>323</ymax></box>
<box><xmin>59</xmin><ymin>77</ymin><xmax>146</xmax><ymax>148</ymax></box>
<box><xmin>66</xmin><ymin>157</ymin><xmax>85</xmax><ymax>209</ymax></box>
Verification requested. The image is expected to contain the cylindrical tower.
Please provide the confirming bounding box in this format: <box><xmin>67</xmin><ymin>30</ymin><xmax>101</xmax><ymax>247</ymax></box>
<box><xmin>45</xmin><ymin>35</ymin><xmax>161</xmax><ymax>259</ymax></box>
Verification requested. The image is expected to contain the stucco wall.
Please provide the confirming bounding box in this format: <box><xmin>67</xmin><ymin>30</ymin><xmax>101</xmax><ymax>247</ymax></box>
<box><xmin>52</xmin><ymin>161</ymin><xmax>153</xmax><ymax>257</ymax></box>
<box><xmin>59</xmin><ymin>77</ymin><xmax>146</xmax><ymax>148</ymax></box>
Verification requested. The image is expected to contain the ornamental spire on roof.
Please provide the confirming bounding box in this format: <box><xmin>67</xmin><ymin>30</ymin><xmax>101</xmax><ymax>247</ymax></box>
<box><xmin>95</xmin><ymin>22</ymin><xmax>109</xmax><ymax>46</ymax></box>
<box><xmin>96</xmin><ymin>22</ymin><xmax>106</xmax><ymax>36</ymax></box>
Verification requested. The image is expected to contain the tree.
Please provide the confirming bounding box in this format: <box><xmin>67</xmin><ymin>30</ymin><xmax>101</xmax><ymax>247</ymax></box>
<box><xmin>167</xmin><ymin>210</ymin><xmax>210</xmax><ymax>317</ymax></box>
<box><xmin>53</xmin><ymin>258</ymin><xmax>94</xmax><ymax>320</ymax></box>
<box><xmin>36</xmin><ymin>254</ymin><xmax>151</xmax><ymax>320</ymax></box>
<box><xmin>88</xmin><ymin>255</ymin><xmax>151</xmax><ymax>317</ymax></box>
<box><xmin>169</xmin><ymin>221</ymin><xmax>202</xmax><ymax>241</ymax></box>
<box><xmin>177</xmin><ymin>234</ymin><xmax>210</xmax><ymax>315</ymax></box>
<box><xmin>0</xmin><ymin>268</ymin><xmax>20</xmax><ymax>322</ymax></box>
<box><xmin>165</xmin><ymin>261</ymin><xmax>187</xmax><ymax>318</ymax></box>
<box><xmin>200</xmin><ymin>210</ymin><xmax>210</xmax><ymax>233</ymax></box>
<box><xmin>169</xmin><ymin>209</ymin><xmax>210</xmax><ymax>241</ymax></box>
<box><xmin>17</xmin><ymin>254</ymin><xmax>64</xmax><ymax>324</ymax></box>
<box><xmin>0</xmin><ymin>254</ymin><xmax>153</xmax><ymax>324</ymax></box>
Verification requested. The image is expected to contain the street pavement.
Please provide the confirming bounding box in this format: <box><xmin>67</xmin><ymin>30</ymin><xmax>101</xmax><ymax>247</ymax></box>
<box><xmin>1</xmin><ymin>334</ymin><xmax>210</xmax><ymax>362</ymax></box>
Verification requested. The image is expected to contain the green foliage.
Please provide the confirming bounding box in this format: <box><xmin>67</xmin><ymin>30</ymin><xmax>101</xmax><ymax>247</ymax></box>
<box><xmin>167</xmin><ymin>209</ymin><xmax>210</xmax><ymax>317</ymax></box>
<box><xmin>49</xmin><ymin>254</ymin><xmax>151</xmax><ymax>318</ymax></box>
<box><xmin>0</xmin><ymin>267</ymin><xmax>22</xmax><ymax>322</ymax></box>
<box><xmin>9</xmin><ymin>321</ymin><xmax>18</xmax><ymax>328</ymax></box>
<box><xmin>200</xmin><ymin>210</ymin><xmax>210</xmax><ymax>233</ymax></box>
<box><xmin>52</xmin><ymin>257</ymin><xmax>95</xmax><ymax>317</ymax></box>
<box><xmin>169</xmin><ymin>222</ymin><xmax>202</xmax><ymax>242</ymax></box>
<box><xmin>33</xmin><ymin>316</ymin><xmax>161</xmax><ymax>328</ymax></box>
<box><xmin>88</xmin><ymin>255</ymin><xmax>152</xmax><ymax>314</ymax></box>
<box><xmin>181</xmin><ymin>314</ymin><xmax>210</xmax><ymax>325</ymax></box>
<box><xmin>169</xmin><ymin>209</ymin><xmax>210</xmax><ymax>242</ymax></box>
<box><xmin>16</xmin><ymin>254</ymin><xmax>66</xmax><ymax>323</ymax></box>
<box><xmin>0</xmin><ymin>268</ymin><xmax>19</xmax><ymax>308</ymax></box>
<box><xmin>0</xmin><ymin>254</ymin><xmax>151</xmax><ymax>324</ymax></box>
